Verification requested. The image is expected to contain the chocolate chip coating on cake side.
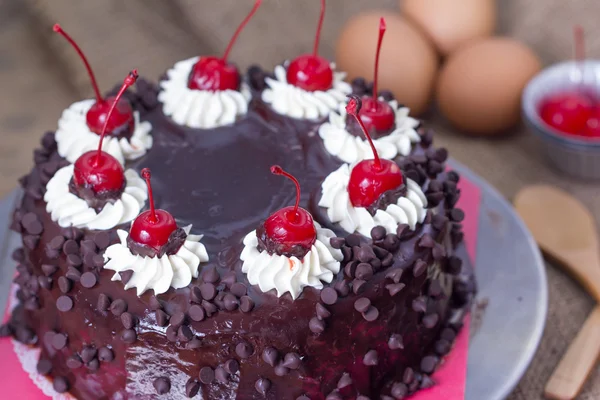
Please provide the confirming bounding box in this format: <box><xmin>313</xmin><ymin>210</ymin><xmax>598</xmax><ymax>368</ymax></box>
<box><xmin>4</xmin><ymin>74</ymin><xmax>475</xmax><ymax>399</ymax></box>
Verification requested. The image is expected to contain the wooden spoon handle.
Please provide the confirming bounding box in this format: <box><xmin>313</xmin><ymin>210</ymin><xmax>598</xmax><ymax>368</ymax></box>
<box><xmin>545</xmin><ymin>306</ymin><xmax>600</xmax><ymax>400</ymax></box>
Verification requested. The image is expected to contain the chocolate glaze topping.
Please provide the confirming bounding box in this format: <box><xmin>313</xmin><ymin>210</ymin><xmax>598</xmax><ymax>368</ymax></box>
<box><xmin>4</xmin><ymin>71</ymin><xmax>476</xmax><ymax>400</ymax></box>
<box><xmin>68</xmin><ymin>176</ymin><xmax>126</xmax><ymax>212</ymax></box>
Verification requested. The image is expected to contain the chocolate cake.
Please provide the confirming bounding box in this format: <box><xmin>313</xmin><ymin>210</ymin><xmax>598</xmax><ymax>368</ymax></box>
<box><xmin>1</xmin><ymin>3</ymin><xmax>475</xmax><ymax>399</ymax></box>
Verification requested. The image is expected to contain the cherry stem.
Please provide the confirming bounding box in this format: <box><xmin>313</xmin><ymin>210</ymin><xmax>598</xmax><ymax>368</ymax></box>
<box><xmin>222</xmin><ymin>0</ymin><xmax>262</xmax><ymax>62</ymax></box>
<box><xmin>313</xmin><ymin>0</ymin><xmax>326</xmax><ymax>57</ymax></box>
<box><xmin>371</xmin><ymin>17</ymin><xmax>386</xmax><ymax>106</ymax></box>
<box><xmin>53</xmin><ymin>24</ymin><xmax>102</xmax><ymax>103</ymax></box>
<box><xmin>346</xmin><ymin>95</ymin><xmax>382</xmax><ymax>170</ymax></box>
<box><xmin>95</xmin><ymin>70</ymin><xmax>139</xmax><ymax>166</ymax></box>
<box><xmin>271</xmin><ymin>165</ymin><xmax>301</xmax><ymax>222</ymax></box>
<box><xmin>574</xmin><ymin>25</ymin><xmax>585</xmax><ymax>63</ymax></box>
<box><xmin>141</xmin><ymin>168</ymin><xmax>157</xmax><ymax>224</ymax></box>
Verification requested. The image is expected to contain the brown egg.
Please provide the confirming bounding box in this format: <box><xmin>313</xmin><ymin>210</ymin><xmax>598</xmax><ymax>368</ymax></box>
<box><xmin>401</xmin><ymin>0</ymin><xmax>496</xmax><ymax>56</ymax></box>
<box><xmin>436</xmin><ymin>37</ymin><xmax>541</xmax><ymax>136</ymax></box>
<box><xmin>336</xmin><ymin>11</ymin><xmax>438</xmax><ymax>116</ymax></box>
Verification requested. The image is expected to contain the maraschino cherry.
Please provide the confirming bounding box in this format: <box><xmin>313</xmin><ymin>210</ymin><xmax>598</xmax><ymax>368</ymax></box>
<box><xmin>346</xmin><ymin>95</ymin><xmax>404</xmax><ymax>208</ymax></box>
<box><xmin>539</xmin><ymin>26</ymin><xmax>594</xmax><ymax>135</ymax></box>
<box><xmin>263</xmin><ymin>166</ymin><xmax>317</xmax><ymax>255</ymax></box>
<box><xmin>188</xmin><ymin>0</ymin><xmax>262</xmax><ymax>91</ymax></box>
<box><xmin>53</xmin><ymin>24</ymin><xmax>135</xmax><ymax>137</ymax></box>
<box><xmin>356</xmin><ymin>17</ymin><xmax>395</xmax><ymax>134</ymax></box>
<box><xmin>72</xmin><ymin>71</ymin><xmax>139</xmax><ymax>195</ymax></box>
<box><xmin>286</xmin><ymin>0</ymin><xmax>333</xmax><ymax>92</ymax></box>
<box><xmin>129</xmin><ymin>168</ymin><xmax>178</xmax><ymax>251</ymax></box>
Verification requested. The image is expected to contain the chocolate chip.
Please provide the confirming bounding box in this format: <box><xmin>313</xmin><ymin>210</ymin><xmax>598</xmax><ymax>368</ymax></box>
<box><xmin>79</xmin><ymin>240</ymin><xmax>97</xmax><ymax>255</ymax></box>
<box><xmin>66</xmin><ymin>254</ymin><xmax>82</xmax><ymax>268</ymax></box>
<box><xmin>363</xmin><ymin>350</ymin><xmax>378</xmax><ymax>366</ymax></box>
<box><xmin>355</xmin><ymin>263</ymin><xmax>373</xmax><ymax>280</ymax></box>
<box><xmin>224</xmin><ymin>293</ymin><xmax>239</xmax><ymax>311</ymax></box>
<box><xmin>121</xmin><ymin>329</ymin><xmax>137</xmax><ymax>344</ymax></box>
<box><xmin>86</xmin><ymin>358</ymin><xmax>100</xmax><ymax>371</ymax></box>
<box><xmin>25</xmin><ymin>297</ymin><xmax>40</xmax><ymax>310</ymax></box>
<box><xmin>447</xmin><ymin>170</ymin><xmax>460</xmax><ymax>182</ymax></box>
<box><xmin>383</xmin><ymin>234</ymin><xmax>400</xmax><ymax>251</ymax></box>
<box><xmin>14</xmin><ymin>326</ymin><xmax>34</xmax><ymax>344</ymax></box>
<box><xmin>53</xmin><ymin>376</ymin><xmax>69</xmax><ymax>393</ymax></box>
<box><xmin>428</xmin><ymin>160</ymin><xmax>444</xmax><ymax>176</ymax></box>
<box><xmin>38</xmin><ymin>276</ymin><xmax>52</xmax><ymax>290</ymax></box>
<box><xmin>224</xmin><ymin>359</ymin><xmax>239</xmax><ymax>374</ymax></box>
<box><xmin>262</xmin><ymin>347</ymin><xmax>279</xmax><ymax>367</ymax></box>
<box><xmin>450</xmin><ymin>208</ymin><xmax>465</xmax><ymax>222</ymax></box>
<box><xmin>386</xmin><ymin>282</ymin><xmax>406</xmax><ymax>297</ymax></box>
<box><xmin>65</xmin><ymin>266</ymin><xmax>81</xmax><ymax>282</ymax></box>
<box><xmin>418</xmin><ymin>234</ymin><xmax>435</xmax><ymax>249</ymax></box>
<box><xmin>274</xmin><ymin>364</ymin><xmax>290</xmax><ymax>376</ymax></box>
<box><xmin>110</xmin><ymin>299</ymin><xmax>127</xmax><ymax>316</ymax></box>
<box><xmin>309</xmin><ymin>317</ymin><xmax>325</xmax><ymax>334</ymax></box>
<box><xmin>78</xmin><ymin>271</ymin><xmax>97</xmax><ymax>288</ymax></box>
<box><xmin>41</xmin><ymin>263</ymin><xmax>58</xmax><ymax>277</ymax></box>
<box><xmin>420</xmin><ymin>375</ymin><xmax>435</xmax><ymax>389</ymax></box>
<box><xmin>202</xmin><ymin>300</ymin><xmax>218</xmax><ymax>316</ymax></box>
<box><xmin>199</xmin><ymin>366</ymin><xmax>215</xmax><ymax>384</ymax></box>
<box><xmin>178</xmin><ymin>325</ymin><xmax>193</xmax><ymax>342</ymax></box>
<box><xmin>62</xmin><ymin>239</ymin><xmax>79</xmax><ymax>255</ymax></box>
<box><xmin>352</xmin><ymin>279</ymin><xmax>367</xmax><ymax>294</ymax></box>
<box><xmin>386</xmin><ymin>268</ymin><xmax>403</xmax><ymax>283</ymax></box>
<box><xmin>382</xmin><ymin>253</ymin><xmax>394</xmax><ymax>267</ymax></box>
<box><xmin>344</xmin><ymin>260</ymin><xmax>358</xmax><ymax>278</ymax></box>
<box><xmin>97</xmin><ymin>293</ymin><xmax>111</xmax><ymax>312</ymax></box>
<box><xmin>92</xmin><ymin>254</ymin><xmax>105</xmax><ymax>268</ymax></box>
<box><xmin>413</xmin><ymin>260</ymin><xmax>427</xmax><ymax>277</ymax></box>
<box><xmin>23</xmin><ymin>235</ymin><xmax>40</xmax><ymax>250</ymax></box>
<box><xmin>316</xmin><ymin>303</ymin><xmax>331</xmax><ymax>319</ymax></box>
<box><xmin>36</xmin><ymin>358</ymin><xmax>52</xmax><ymax>375</ymax></box>
<box><xmin>119</xmin><ymin>270</ymin><xmax>133</xmax><ymax>285</ymax></box>
<box><xmin>235</xmin><ymin>341</ymin><xmax>253</xmax><ymax>358</ymax></box>
<box><xmin>334</xmin><ymin>280</ymin><xmax>350</xmax><ymax>297</ymax></box>
<box><xmin>93</xmin><ymin>231</ymin><xmax>111</xmax><ymax>250</ymax></box>
<box><xmin>186</xmin><ymin>379</ymin><xmax>200</xmax><ymax>397</ymax></box>
<box><xmin>428</xmin><ymin>280</ymin><xmax>443</xmax><ymax>298</ymax></box>
<box><xmin>43</xmin><ymin>331</ymin><xmax>56</xmax><ymax>347</ymax></box>
<box><xmin>57</xmin><ymin>295</ymin><xmax>73</xmax><ymax>312</ymax></box>
<box><xmin>22</xmin><ymin>213</ymin><xmax>43</xmax><ymax>235</ymax></box>
<box><xmin>396</xmin><ymin>223</ymin><xmax>410</xmax><ymax>238</ymax></box>
<box><xmin>187</xmin><ymin>304</ymin><xmax>204</xmax><ymax>322</ymax></box>
<box><xmin>370</xmin><ymin>226</ymin><xmax>386</xmax><ymax>241</ymax></box>
<box><xmin>432</xmin><ymin>244</ymin><xmax>446</xmax><ymax>261</ymax></box>
<box><xmin>186</xmin><ymin>337</ymin><xmax>203</xmax><ymax>349</ymax></box>
<box><xmin>372</xmin><ymin>245</ymin><xmax>389</xmax><ymax>260</ymax></box>
<box><xmin>341</xmin><ymin>246</ymin><xmax>352</xmax><ymax>262</ymax></box>
<box><xmin>240</xmin><ymin>296</ymin><xmax>254</xmax><ymax>313</ymax></box>
<box><xmin>431</xmin><ymin>214</ymin><xmax>447</xmax><ymax>231</ymax></box>
<box><xmin>98</xmin><ymin>346</ymin><xmax>114</xmax><ymax>362</ymax></box>
<box><xmin>362</xmin><ymin>306</ymin><xmax>379</xmax><ymax>321</ymax></box>
<box><xmin>326</xmin><ymin>392</ymin><xmax>343</xmax><ymax>400</ymax></box>
<box><xmin>345</xmin><ymin>233</ymin><xmax>362</xmax><ymax>247</ymax></box>
<box><xmin>356</xmin><ymin>245</ymin><xmax>376</xmax><ymax>262</ymax></box>
<box><xmin>320</xmin><ymin>287</ymin><xmax>338</xmax><ymax>305</ymax></box>
<box><xmin>403</xmin><ymin>367</ymin><xmax>415</xmax><ymax>384</ymax></box>
<box><xmin>170</xmin><ymin>311</ymin><xmax>186</xmax><ymax>328</ymax></box>
<box><xmin>67</xmin><ymin>355</ymin><xmax>83</xmax><ymax>369</ymax></box>
<box><xmin>412</xmin><ymin>297</ymin><xmax>427</xmax><ymax>313</ymax></box>
<box><xmin>330</xmin><ymin>237</ymin><xmax>345</xmax><ymax>249</ymax></box>
<box><xmin>445</xmin><ymin>256</ymin><xmax>463</xmax><ymax>275</ymax></box>
<box><xmin>337</xmin><ymin>372</ymin><xmax>352</xmax><ymax>388</ymax></box>
<box><xmin>220</xmin><ymin>271</ymin><xmax>237</xmax><ymax>287</ymax></box>
<box><xmin>354</xmin><ymin>297</ymin><xmax>371</xmax><ymax>313</ymax></box>
<box><xmin>391</xmin><ymin>382</ymin><xmax>408</xmax><ymax>399</ymax></box>
<box><xmin>389</xmin><ymin>334</ymin><xmax>404</xmax><ymax>350</ymax></box>
<box><xmin>230</xmin><ymin>282</ymin><xmax>247</xmax><ymax>297</ymax></box>
<box><xmin>149</xmin><ymin>295</ymin><xmax>162</xmax><ymax>310</ymax></box>
<box><xmin>420</xmin><ymin>355</ymin><xmax>439</xmax><ymax>374</ymax></box>
<box><xmin>153</xmin><ymin>377</ymin><xmax>170</xmax><ymax>394</ymax></box>
<box><xmin>202</xmin><ymin>267</ymin><xmax>220</xmax><ymax>283</ymax></box>
<box><xmin>255</xmin><ymin>377</ymin><xmax>271</xmax><ymax>395</ymax></box>
<box><xmin>48</xmin><ymin>236</ymin><xmax>65</xmax><ymax>250</ymax></box>
<box><xmin>441</xmin><ymin>327</ymin><xmax>456</xmax><ymax>342</ymax></box>
<box><xmin>435</xmin><ymin>339</ymin><xmax>451</xmax><ymax>355</ymax></box>
<box><xmin>52</xmin><ymin>333</ymin><xmax>68</xmax><ymax>350</ymax></box>
<box><xmin>119</xmin><ymin>312</ymin><xmax>134</xmax><ymax>329</ymax></box>
<box><xmin>423</xmin><ymin>314</ymin><xmax>439</xmax><ymax>329</ymax></box>
<box><xmin>199</xmin><ymin>283</ymin><xmax>217</xmax><ymax>300</ymax></box>
<box><xmin>282</xmin><ymin>352</ymin><xmax>301</xmax><ymax>369</ymax></box>
<box><xmin>215</xmin><ymin>366</ymin><xmax>229</xmax><ymax>382</ymax></box>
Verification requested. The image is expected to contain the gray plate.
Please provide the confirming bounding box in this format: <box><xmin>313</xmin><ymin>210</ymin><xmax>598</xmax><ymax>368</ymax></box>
<box><xmin>0</xmin><ymin>160</ymin><xmax>547</xmax><ymax>400</ymax></box>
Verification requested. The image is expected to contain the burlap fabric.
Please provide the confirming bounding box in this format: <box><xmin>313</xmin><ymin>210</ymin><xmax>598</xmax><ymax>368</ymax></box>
<box><xmin>1</xmin><ymin>0</ymin><xmax>600</xmax><ymax>398</ymax></box>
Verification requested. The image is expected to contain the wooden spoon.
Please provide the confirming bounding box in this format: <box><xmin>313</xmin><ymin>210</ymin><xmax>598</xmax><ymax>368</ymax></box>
<box><xmin>514</xmin><ymin>185</ymin><xmax>600</xmax><ymax>400</ymax></box>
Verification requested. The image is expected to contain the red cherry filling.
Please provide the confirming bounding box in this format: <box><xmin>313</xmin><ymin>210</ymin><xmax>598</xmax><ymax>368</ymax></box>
<box><xmin>72</xmin><ymin>71</ymin><xmax>138</xmax><ymax>196</ymax></box>
<box><xmin>129</xmin><ymin>168</ymin><xmax>178</xmax><ymax>251</ymax></box>
<box><xmin>262</xmin><ymin>166</ymin><xmax>317</xmax><ymax>256</ymax></box>
<box><xmin>583</xmin><ymin>107</ymin><xmax>600</xmax><ymax>137</ymax></box>
<box><xmin>346</xmin><ymin>95</ymin><xmax>404</xmax><ymax>208</ymax></box>
<box><xmin>540</xmin><ymin>92</ymin><xmax>593</xmax><ymax>135</ymax></box>
<box><xmin>53</xmin><ymin>24</ymin><xmax>135</xmax><ymax>138</ymax></box>
<box><xmin>187</xmin><ymin>0</ymin><xmax>262</xmax><ymax>91</ymax></box>
<box><xmin>286</xmin><ymin>0</ymin><xmax>333</xmax><ymax>92</ymax></box>
<box><xmin>354</xmin><ymin>18</ymin><xmax>395</xmax><ymax>134</ymax></box>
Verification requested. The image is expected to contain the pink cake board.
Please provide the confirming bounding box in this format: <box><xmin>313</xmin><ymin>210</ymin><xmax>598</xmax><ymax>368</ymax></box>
<box><xmin>0</xmin><ymin>176</ymin><xmax>481</xmax><ymax>399</ymax></box>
